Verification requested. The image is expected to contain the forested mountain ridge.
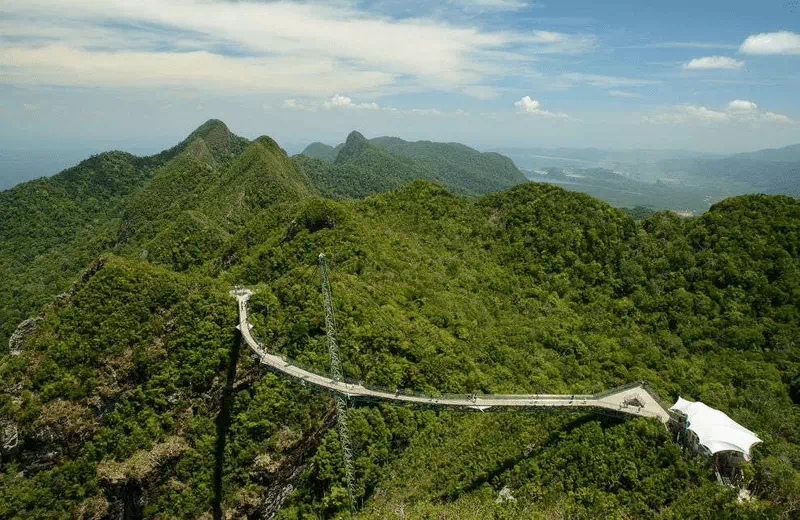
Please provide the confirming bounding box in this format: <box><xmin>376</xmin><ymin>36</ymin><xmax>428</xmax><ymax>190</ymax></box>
<box><xmin>297</xmin><ymin>131</ymin><xmax>527</xmax><ymax>196</ymax></box>
<box><xmin>0</xmin><ymin>151</ymin><xmax>157</xmax><ymax>352</ymax></box>
<box><xmin>0</xmin><ymin>120</ymin><xmax>252</xmax><ymax>350</ymax></box>
<box><xmin>368</xmin><ymin>134</ymin><xmax>526</xmax><ymax>194</ymax></box>
<box><xmin>300</xmin><ymin>142</ymin><xmax>343</xmax><ymax>162</ymax></box>
<box><xmin>1</xmin><ymin>121</ymin><xmax>799</xmax><ymax>519</ymax></box>
<box><xmin>115</xmin><ymin>133</ymin><xmax>314</xmax><ymax>271</ymax></box>
<box><xmin>731</xmin><ymin>143</ymin><xmax>800</xmax><ymax>163</ymax></box>
<box><xmin>294</xmin><ymin>131</ymin><xmax>440</xmax><ymax>198</ymax></box>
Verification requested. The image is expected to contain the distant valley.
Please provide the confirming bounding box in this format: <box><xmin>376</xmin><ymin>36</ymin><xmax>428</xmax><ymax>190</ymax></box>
<box><xmin>494</xmin><ymin>145</ymin><xmax>800</xmax><ymax>214</ymax></box>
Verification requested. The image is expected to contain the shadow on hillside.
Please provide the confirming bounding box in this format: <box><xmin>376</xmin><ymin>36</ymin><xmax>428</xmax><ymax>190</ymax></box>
<box><xmin>213</xmin><ymin>334</ymin><xmax>242</xmax><ymax>520</ymax></box>
<box><xmin>445</xmin><ymin>412</ymin><xmax>624</xmax><ymax>502</ymax></box>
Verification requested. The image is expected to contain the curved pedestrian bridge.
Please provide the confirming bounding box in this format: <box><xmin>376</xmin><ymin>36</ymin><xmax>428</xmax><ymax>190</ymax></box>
<box><xmin>232</xmin><ymin>288</ymin><xmax>673</xmax><ymax>424</ymax></box>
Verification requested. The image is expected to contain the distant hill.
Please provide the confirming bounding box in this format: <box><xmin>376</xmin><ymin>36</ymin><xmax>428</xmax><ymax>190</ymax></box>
<box><xmin>300</xmin><ymin>142</ymin><xmax>336</xmax><ymax>161</ymax></box>
<box><xmin>731</xmin><ymin>143</ymin><xmax>800</xmax><ymax>163</ymax></box>
<box><xmin>369</xmin><ymin>135</ymin><xmax>526</xmax><ymax>194</ymax></box>
<box><xmin>297</xmin><ymin>131</ymin><xmax>526</xmax><ymax>197</ymax></box>
<box><xmin>653</xmin><ymin>156</ymin><xmax>800</xmax><ymax>196</ymax></box>
<box><xmin>300</xmin><ymin>142</ymin><xmax>344</xmax><ymax>162</ymax></box>
<box><xmin>493</xmin><ymin>147</ymin><xmax>720</xmax><ymax>175</ymax></box>
<box><xmin>295</xmin><ymin>131</ymin><xmax>436</xmax><ymax>198</ymax></box>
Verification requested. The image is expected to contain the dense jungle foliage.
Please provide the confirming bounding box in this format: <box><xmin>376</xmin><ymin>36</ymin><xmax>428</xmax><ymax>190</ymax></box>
<box><xmin>1</xmin><ymin>120</ymin><xmax>798</xmax><ymax>519</ymax></box>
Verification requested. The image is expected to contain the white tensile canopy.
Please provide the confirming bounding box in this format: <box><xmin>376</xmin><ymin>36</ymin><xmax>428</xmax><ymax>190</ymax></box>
<box><xmin>670</xmin><ymin>397</ymin><xmax>762</xmax><ymax>460</ymax></box>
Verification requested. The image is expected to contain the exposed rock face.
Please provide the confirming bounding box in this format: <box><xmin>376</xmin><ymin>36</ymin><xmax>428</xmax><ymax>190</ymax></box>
<box><xmin>8</xmin><ymin>316</ymin><xmax>40</xmax><ymax>355</ymax></box>
<box><xmin>496</xmin><ymin>486</ymin><xmax>516</xmax><ymax>504</ymax></box>
<box><xmin>97</xmin><ymin>437</ymin><xmax>189</xmax><ymax>484</ymax></box>
<box><xmin>55</xmin><ymin>257</ymin><xmax>108</xmax><ymax>306</ymax></box>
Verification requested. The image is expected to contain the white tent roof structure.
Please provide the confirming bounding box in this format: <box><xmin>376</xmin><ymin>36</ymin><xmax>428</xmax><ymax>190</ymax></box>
<box><xmin>670</xmin><ymin>397</ymin><xmax>762</xmax><ymax>460</ymax></box>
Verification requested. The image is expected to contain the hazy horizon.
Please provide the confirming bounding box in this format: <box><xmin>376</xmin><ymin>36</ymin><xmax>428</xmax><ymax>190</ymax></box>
<box><xmin>3</xmin><ymin>118</ymin><xmax>798</xmax><ymax>191</ymax></box>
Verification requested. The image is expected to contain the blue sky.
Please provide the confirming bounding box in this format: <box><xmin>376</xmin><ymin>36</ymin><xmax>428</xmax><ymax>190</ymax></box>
<box><xmin>1</xmin><ymin>0</ymin><xmax>800</xmax><ymax>156</ymax></box>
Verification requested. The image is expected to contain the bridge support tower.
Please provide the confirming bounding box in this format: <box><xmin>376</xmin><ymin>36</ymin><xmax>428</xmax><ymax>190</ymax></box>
<box><xmin>319</xmin><ymin>253</ymin><xmax>357</xmax><ymax>514</ymax></box>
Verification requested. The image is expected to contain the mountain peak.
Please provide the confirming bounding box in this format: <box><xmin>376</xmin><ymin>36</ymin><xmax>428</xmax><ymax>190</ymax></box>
<box><xmin>346</xmin><ymin>130</ymin><xmax>367</xmax><ymax>143</ymax></box>
<box><xmin>184</xmin><ymin>119</ymin><xmax>232</xmax><ymax>154</ymax></box>
<box><xmin>191</xmin><ymin>118</ymin><xmax>229</xmax><ymax>136</ymax></box>
<box><xmin>335</xmin><ymin>131</ymin><xmax>370</xmax><ymax>163</ymax></box>
<box><xmin>254</xmin><ymin>135</ymin><xmax>288</xmax><ymax>156</ymax></box>
<box><xmin>152</xmin><ymin>118</ymin><xmax>248</xmax><ymax>165</ymax></box>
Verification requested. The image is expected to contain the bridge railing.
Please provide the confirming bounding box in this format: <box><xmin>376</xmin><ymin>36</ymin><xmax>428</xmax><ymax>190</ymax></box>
<box><xmin>487</xmin><ymin>393</ymin><xmax>595</xmax><ymax>400</ymax></box>
<box><xmin>594</xmin><ymin>380</ymin><xmax>646</xmax><ymax>398</ymax></box>
<box><xmin>641</xmin><ymin>382</ymin><xmax>680</xmax><ymax>419</ymax></box>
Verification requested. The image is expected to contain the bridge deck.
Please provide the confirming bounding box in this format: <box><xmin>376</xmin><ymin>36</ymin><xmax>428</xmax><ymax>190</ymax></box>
<box><xmin>232</xmin><ymin>289</ymin><xmax>672</xmax><ymax>423</ymax></box>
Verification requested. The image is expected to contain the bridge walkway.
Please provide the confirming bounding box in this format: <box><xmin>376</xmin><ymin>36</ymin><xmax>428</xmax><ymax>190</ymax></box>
<box><xmin>232</xmin><ymin>288</ymin><xmax>672</xmax><ymax>424</ymax></box>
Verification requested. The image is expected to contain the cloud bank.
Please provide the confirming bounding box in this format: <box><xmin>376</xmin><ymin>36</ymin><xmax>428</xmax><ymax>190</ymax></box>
<box><xmin>0</xmin><ymin>0</ymin><xmax>594</xmax><ymax>96</ymax></box>
<box><xmin>648</xmin><ymin>99</ymin><xmax>792</xmax><ymax>125</ymax></box>
<box><xmin>514</xmin><ymin>96</ymin><xmax>568</xmax><ymax>118</ymax></box>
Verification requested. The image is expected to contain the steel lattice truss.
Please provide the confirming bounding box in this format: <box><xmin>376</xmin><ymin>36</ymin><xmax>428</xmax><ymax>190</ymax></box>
<box><xmin>319</xmin><ymin>253</ymin><xmax>357</xmax><ymax>514</ymax></box>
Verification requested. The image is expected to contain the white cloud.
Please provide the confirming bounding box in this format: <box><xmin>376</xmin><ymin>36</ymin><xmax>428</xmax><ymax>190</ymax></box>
<box><xmin>760</xmin><ymin>111</ymin><xmax>793</xmax><ymax>124</ymax></box>
<box><xmin>324</xmin><ymin>94</ymin><xmax>355</xmax><ymax>109</ymax></box>
<box><xmin>0</xmin><ymin>0</ymin><xmax>595</xmax><ymax>95</ymax></box>
<box><xmin>283</xmin><ymin>99</ymin><xmax>316</xmax><ymax>111</ymax></box>
<box><xmin>410</xmin><ymin>108</ymin><xmax>443</xmax><ymax>116</ymax></box>
<box><xmin>727</xmin><ymin>99</ymin><xmax>757</xmax><ymax>113</ymax></box>
<box><xmin>608</xmin><ymin>90</ymin><xmax>643</xmax><ymax>98</ymax></box>
<box><xmin>560</xmin><ymin>72</ymin><xmax>659</xmax><ymax>88</ymax></box>
<box><xmin>521</xmin><ymin>31</ymin><xmax>597</xmax><ymax>54</ymax></box>
<box><xmin>514</xmin><ymin>95</ymin><xmax>568</xmax><ymax>118</ymax></box>
<box><xmin>648</xmin><ymin>105</ymin><xmax>729</xmax><ymax>124</ymax></box>
<box><xmin>683</xmin><ymin>56</ymin><xmax>743</xmax><ymax>70</ymax></box>
<box><xmin>636</xmin><ymin>41</ymin><xmax>738</xmax><ymax>50</ymax></box>
<box><xmin>449</xmin><ymin>0</ymin><xmax>531</xmax><ymax>11</ymax></box>
<box><xmin>648</xmin><ymin>100</ymin><xmax>792</xmax><ymax>125</ymax></box>
<box><xmin>740</xmin><ymin>31</ymin><xmax>800</xmax><ymax>55</ymax></box>
<box><xmin>515</xmin><ymin>96</ymin><xmax>541</xmax><ymax>113</ymax></box>
<box><xmin>322</xmin><ymin>94</ymin><xmax>380</xmax><ymax>110</ymax></box>
<box><xmin>389</xmin><ymin>107</ymin><xmax>473</xmax><ymax>117</ymax></box>
<box><xmin>529</xmin><ymin>31</ymin><xmax>565</xmax><ymax>43</ymax></box>
<box><xmin>283</xmin><ymin>98</ymin><xmax>460</xmax><ymax>117</ymax></box>
<box><xmin>3</xmin><ymin>45</ymin><xmax>393</xmax><ymax>95</ymax></box>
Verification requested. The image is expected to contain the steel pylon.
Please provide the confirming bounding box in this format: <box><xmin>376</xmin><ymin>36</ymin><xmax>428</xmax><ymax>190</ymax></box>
<box><xmin>318</xmin><ymin>253</ymin><xmax>356</xmax><ymax>514</ymax></box>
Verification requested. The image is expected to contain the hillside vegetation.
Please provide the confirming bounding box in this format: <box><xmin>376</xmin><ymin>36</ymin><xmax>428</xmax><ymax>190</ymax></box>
<box><xmin>1</xmin><ymin>120</ymin><xmax>799</xmax><ymax>519</ymax></box>
<box><xmin>0</xmin><ymin>120</ymin><xmax>250</xmax><ymax>350</ymax></box>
